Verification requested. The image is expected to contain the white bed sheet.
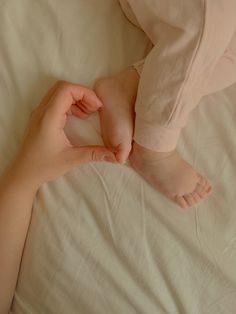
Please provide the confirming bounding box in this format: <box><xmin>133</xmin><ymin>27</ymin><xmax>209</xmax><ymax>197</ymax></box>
<box><xmin>0</xmin><ymin>0</ymin><xmax>236</xmax><ymax>313</ymax></box>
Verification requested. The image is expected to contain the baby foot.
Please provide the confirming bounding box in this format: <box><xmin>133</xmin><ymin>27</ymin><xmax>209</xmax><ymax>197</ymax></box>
<box><xmin>94</xmin><ymin>67</ymin><xmax>139</xmax><ymax>164</ymax></box>
<box><xmin>130</xmin><ymin>142</ymin><xmax>212</xmax><ymax>209</ymax></box>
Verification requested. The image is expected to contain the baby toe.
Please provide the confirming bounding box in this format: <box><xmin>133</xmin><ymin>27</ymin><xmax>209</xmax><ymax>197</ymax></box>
<box><xmin>204</xmin><ymin>180</ymin><xmax>212</xmax><ymax>194</ymax></box>
<box><xmin>195</xmin><ymin>176</ymin><xmax>208</xmax><ymax>198</ymax></box>
<box><xmin>175</xmin><ymin>195</ymin><xmax>189</xmax><ymax>209</ymax></box>
<box><xmin>200</xmin><ymin>179</ymin><xmax>212</xmax><ymax>198</ymax></box>
<box><xmin>183</xmin><ymin>194</ymin><xmax>197</xmax><ymax>207</ymax></box>
<box><xmin>192</xmin><ymin>191</ymin><xmax>202</xmax><ymax>203</ymax></box>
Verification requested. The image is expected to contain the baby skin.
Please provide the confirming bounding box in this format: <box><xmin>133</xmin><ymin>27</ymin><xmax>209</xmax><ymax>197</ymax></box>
<box><xmin>94</xmin><ymin>67</ymin><xmax>212</xmax><ymax>209</ymax></box>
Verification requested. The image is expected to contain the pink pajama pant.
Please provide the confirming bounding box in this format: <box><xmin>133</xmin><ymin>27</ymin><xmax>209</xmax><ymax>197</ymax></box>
<box><xmin>119</xmin><ymin>0</ymin><xmax>236</xmax><ymax>152</ymax></box>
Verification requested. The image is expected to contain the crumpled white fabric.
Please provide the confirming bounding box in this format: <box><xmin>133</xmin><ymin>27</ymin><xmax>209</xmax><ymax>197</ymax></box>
<box><xmin>0</xmin><ymin>1</ymin><xmax>236</xmax><ymax>313</ymax></box>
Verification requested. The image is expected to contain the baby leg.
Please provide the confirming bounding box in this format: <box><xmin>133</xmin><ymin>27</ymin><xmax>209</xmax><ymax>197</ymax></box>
<box><xmin>130</xmin><ymin>31</ymin><xmax>236</xmax><ymax>208</ymax></box>
<box><xmin>127</xmin><ymin>0</ymin><xmax>236</xmax><ymax>208</ymax></box>
<box><xmin>93</xmin><ymin>1</ymin><xmax>150</xmax><ymax>164</ymax></box>
<box><xmin>96</xmin><ymin>0</ymin><xmax>236</xmax><ymax>208</ymax></box>
<box><xmin>94</xmin><ymin>67</ymin><xmax>139</xmax><ymax>164</ymax></box>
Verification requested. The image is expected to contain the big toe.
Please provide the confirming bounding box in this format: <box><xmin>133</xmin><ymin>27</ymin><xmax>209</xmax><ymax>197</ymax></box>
<box><xmin>175</xmin><ymin>175</ymin><xmax>212</xmax><ymax>209</ymax></box>
<box><xmin>175</xmin><ymin>196</ymin><xmax>189</xmax><ymax>209</ymax></box>
<box><xmin>183</xmin><ymin>193</ymin><xmax>198</xmax><ymax>208</ymax></box>
<box><xmin>194</xmin><ymin>175</ymin><xmax>212</xmax><ymax>199</ymax></box>
<box><xmin>115</xmin><ymin>142</ymin><xmax>132</xmax><ymax>164</ymax></box>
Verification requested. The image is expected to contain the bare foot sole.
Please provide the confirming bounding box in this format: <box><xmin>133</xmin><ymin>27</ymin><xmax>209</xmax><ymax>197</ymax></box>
<box><xmin>94</xmin><ymin>67</ymin><xmax>139</xmax><ymax>164</ymax></box>
<box><xmin>130</xmin><ymin>142</ymin><xmax>212</xmax><ymax>209</ymax></box>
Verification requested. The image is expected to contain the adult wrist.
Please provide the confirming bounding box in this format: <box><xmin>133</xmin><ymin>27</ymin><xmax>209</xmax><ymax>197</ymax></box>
<box><xmin>2</xmin><ymin>161</ymin><xmax>41</xmax><ymax>195</ymax></box>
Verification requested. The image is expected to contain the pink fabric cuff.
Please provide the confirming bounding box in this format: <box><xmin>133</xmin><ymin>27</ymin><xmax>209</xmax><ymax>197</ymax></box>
<box><xmin>134</xmin><ymin>116</ymin><xmax>182</xmax><ymax>152</ymax></box>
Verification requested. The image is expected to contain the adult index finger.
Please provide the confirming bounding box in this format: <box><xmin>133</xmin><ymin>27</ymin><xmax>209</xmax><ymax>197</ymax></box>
<box><xmin>48</xmin><ymin>81</ymin><xmax>103</xmax><ymax>116</ymax></box>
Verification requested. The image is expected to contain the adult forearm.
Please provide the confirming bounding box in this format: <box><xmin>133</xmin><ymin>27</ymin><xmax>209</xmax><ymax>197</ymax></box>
<box><xmin>0</xmin><ymin>166</ymin><xmax>39</xmax><ymax>314</ymax></box>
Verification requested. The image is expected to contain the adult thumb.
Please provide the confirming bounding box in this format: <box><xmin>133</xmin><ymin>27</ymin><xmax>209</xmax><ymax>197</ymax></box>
<box><xmin>68</xmin><ymin>145</ymin><xmax>117</xmax><ymax>165</ymax></box>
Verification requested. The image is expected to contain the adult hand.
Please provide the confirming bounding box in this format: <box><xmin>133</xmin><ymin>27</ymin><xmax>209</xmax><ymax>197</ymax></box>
<box><xmin>12</xmin><ymin>81</ymin><xmax>116</xmax><ymax>189</ymax></box>
<box><xmin>1</xmin><ymin>81</ymin><xmax>117</xmax><ymax>314</ymax></box>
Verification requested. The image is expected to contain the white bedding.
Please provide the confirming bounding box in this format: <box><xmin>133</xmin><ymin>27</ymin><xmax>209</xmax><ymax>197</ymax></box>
<box><xmin>1</xmin><ymin>0</ymin><xmax>236</xmax><ymax>313</ymax></box>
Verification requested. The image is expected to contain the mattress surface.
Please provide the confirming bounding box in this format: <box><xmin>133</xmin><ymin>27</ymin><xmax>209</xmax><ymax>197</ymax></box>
<box><xmin>0</xmin><ymin>1</ymin><xmax>236</xmax><ymax>313</ymax></box>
